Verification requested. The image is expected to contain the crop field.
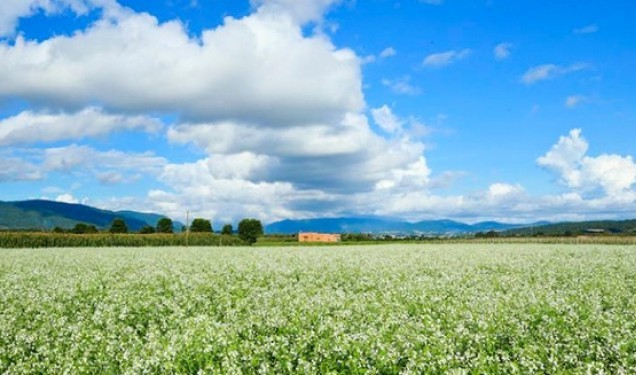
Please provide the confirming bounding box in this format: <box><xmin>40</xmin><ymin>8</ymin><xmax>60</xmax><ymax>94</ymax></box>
<box><xmin>1</xmin><ymin>244</ymin><xmax>636</xmax><ymax>373</ymax></box>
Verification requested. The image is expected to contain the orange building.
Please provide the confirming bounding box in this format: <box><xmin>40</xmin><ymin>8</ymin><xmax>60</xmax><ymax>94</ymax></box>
<box><xmin>298</xmin><ymin>232</ymin><xmax>342</xmax><ymax>243</ymax></box>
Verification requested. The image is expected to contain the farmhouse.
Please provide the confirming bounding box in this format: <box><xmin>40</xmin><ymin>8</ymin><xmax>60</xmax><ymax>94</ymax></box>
<box><xmin>298</xmin><ymin>232</ymin><xmax>341</xmax><ymax>243</ymax></box>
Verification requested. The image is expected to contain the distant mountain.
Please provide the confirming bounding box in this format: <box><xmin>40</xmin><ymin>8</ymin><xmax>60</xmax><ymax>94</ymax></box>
<box><xmin>0</xmin><ymin>200</ymin><xmax>174</xmax><ymax>231</ymax></box>
<box><xmin>265</xmin><ymin>217</ymin><xmax>528</xmax><ymax>235</ymax></box>
<box><xmin>504</xmin><ymin>219</ymin><xmax>636</xmax><ymax>236</ymax></box>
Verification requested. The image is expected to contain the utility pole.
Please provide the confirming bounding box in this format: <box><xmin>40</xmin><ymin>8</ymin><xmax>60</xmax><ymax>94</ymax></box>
<box><xmin>186</xmin><ymin>211</ymin><xmax>190</xmax><ymax>247</ymax></box>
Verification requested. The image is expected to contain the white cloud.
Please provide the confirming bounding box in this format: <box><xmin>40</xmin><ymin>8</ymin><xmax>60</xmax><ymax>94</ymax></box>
<box><xmin>381</xmin><ymin>76</ymin><xmax>421</xmax><ymax>95</ymax></box>
<box><xmin>379</xmin><ymin>47</ymin><xmax>396</xmax><ymax>59</ymax></box>
<box><xmin>0</xmin><ymin>6</ymin><xmax>363</xmax><ymax>126</ymax></box>
<box><xmin>167</xmin><ymin>113</ymin><xmax>429</xmax><ymax>195</ymax></box>
<box><xmin>574</xmin><ymin>24</ymin><xmax>598</xmax><ymax>35</ymax></box>
<box><xmin>55</xmin><ymin>193</ymin><xmax>79</xmax><ymax>204</ymax></box>
<box><xmin>493</xmin><ymin>42</ymin><xmax>512</xmax><ymax>60</ymax></box>
<box><xmin>521</xmin><ymin>63</ymin><xmax>589</xmax><ymax>84</ymax></box>
<box><xmin>0</xmin><ymin>107</ymin><xmax>161</xmax><ymax>146</ymax></box>
<box><xmin>538</xmin><ymin>129</ymin><xmax>636</xmax><ymax>195</ymax></box>
<box><xmin>371</xmin><ymin>105</ymin><xmax>403</xmax><ymax>134</ymax></box>
<box><xmin>250</xmin><ymin>0</ymin><xmax>342</xmax><ymax>24</ymax></box>
<box><xmin>565</xmin><ymin>95</ymin><xmax>587</xmax><ymax>108</ymax></box>
<box><xmin>155</xmin><ymin>157</ymin><xmax>307</xmax><ymax>223</ymax></box>
<box><xmin>422</xmin><ymin>49</ymin><xmax>471</xmax><ymax>68</ymax></box>
<box><xmin>537</xmin><ymin>129</ymin><xmax>589</xmax><ymax>189</ymax></box>
<box><xmin>29</xmin><ymin>144</ymin><xmax>167</xmax><ymax>188</ymax></box>
<box><xmin>0</xmin><ymin>0</ymin><xmax>439</xmax><ymax>222</ymax></box>
<box><xmin>0</xmin><ymin>155</ymin><xmax>42</xmax><ymax>181</ymax></box>
<box><xmin>5</xmin><ymin>0</ymin><xmax>633</xmax><ymax>224</ymax></box>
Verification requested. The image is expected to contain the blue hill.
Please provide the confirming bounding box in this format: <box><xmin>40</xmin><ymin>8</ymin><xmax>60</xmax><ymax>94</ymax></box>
<box><xmin>265</xmin><ymin>217</ymin><xmax>528</xmax><ymax>235</ymax></box>
<box><xmin>0</xmin><ymin>200</ymin><xmax>174</xmax><ymax>231</ymax></box>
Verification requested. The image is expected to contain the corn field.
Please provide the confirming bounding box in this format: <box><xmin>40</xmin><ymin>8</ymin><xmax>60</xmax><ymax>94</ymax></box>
<box><xmin>0</xmin><ymin>233</ymin><xmax>245</xmax><ymax>248</ymax></box>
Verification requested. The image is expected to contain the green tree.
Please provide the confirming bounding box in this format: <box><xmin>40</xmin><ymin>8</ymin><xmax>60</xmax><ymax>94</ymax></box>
<box><xmin>109</xmin><ymin>218</ymin><xmax>128</xmax><ymax>234</ymax></box>
<box><xmin>237</xmin><ymin>219</ymin><xmax>263</xmax><ymax>245</ymax></box>
<box><xmin>139</xmin><ymin>225</ymin><xmax>156</xmax><ymax>234</ymax></box>
<box><xmin>221</xmin><ymin>224</ymin><xmax>233</xmax><ymax>235</ymax></box>
<box><xmin>72</xmin><ymin>223</ymin><xmax>98</xmax><ymax>234</ymax></box>
<box><xmin>156</xmin><ymin>218</ymin><xmax>174</xmax><ymax>233</ymax></box>
<box><xmin>190</xmin><ymin>218</ymin><xmax>212</xmax><ymax>233</ymax></box>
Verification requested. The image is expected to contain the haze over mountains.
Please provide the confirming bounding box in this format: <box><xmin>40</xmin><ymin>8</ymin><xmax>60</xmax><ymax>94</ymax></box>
<box><xmin>0</xmin><ymin>199</ymin><xmax>534</xmax><ymax>234</ymax></box>
<box><xmin>264</xmin><ymin>218</ymin><xmax>532</xmax><ymax>235</ymax></box>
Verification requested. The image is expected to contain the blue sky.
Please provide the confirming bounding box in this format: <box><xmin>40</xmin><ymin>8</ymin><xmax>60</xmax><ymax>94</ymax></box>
<box><xmin>0</xmin><ymin>0</ymin><xmax>635</xmax><ymax>224</ymax></box>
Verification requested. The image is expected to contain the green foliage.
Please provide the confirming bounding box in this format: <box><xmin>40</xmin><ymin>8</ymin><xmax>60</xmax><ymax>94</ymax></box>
<box><xmin>505</xmin><ymin>219</ymin><xmax>636</xmax><ymax>236</ymax></box>
<box><xmin>72</xmin><ymin>223</ymin><xmax>99</xmax><ymax>234</ymax></box>
<box><xmin>475</xmin><ymin>230</ymin><xmax>500</xmax><ymax>238</ymax></box>
<box><xmin>342</xmin><ymin>233</ymin><xmax>374</xmax><ymax>242</ymax></box>
<box><xmin>1</xmin><ymin>244</ymin><xmax>636</xmax><ymax>373</ymax></box>
<box><xmin>237</xmin><ymin>218</ymin><xmax>263</xmax><ymax>245</ymax></box>
<box><xmin>190</xmin><ymin>218</ymin><xmax>212</xmax><ymax>233</ymax></box>
<box><xmin>109</xmin><ymin>218</ymin><xmax>128</xmax><ymax>234</ymax></box>
<box><xmin>139</xmin><ymin>225</ymin><xmax>156</xmax><ymax>234</ymax></box>
<box><xmin>221</xmin><ymin>224</ymin><xmax>233</xmax><ymax>235</ymax></box>
<box><xmin>156</xmin><ymin>218</ymin><xmax>174</xmax><ymax>234</ymax></box>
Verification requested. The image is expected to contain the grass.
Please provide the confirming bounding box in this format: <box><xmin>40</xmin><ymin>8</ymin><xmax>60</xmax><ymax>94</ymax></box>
<box><xmin>1</xmin><ymin>244</ymin><xmax>636</xmax><ymax>373</ymax></box>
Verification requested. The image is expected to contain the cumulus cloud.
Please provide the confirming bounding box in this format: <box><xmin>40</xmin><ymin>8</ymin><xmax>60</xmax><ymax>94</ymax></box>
<box><xmin>493</xmin><ymin>42</ymin><xmax>512</xmax><ymax>60</ymax></box>
<box><xmin>0</xmin><ymin>107</ymin><xmax>161</xmax><ymax>146</ymax></box>
<box><xmin>537</xmin><ymin>129</ymin><xmax>636</xmax><ymax>195</ymax></box>
<box><xmin>521</xmin><ymin>62</ymin><xmax>589</xmax><ymax>84</ymax></box>
<box><xmin>0</xmin><ymin>6</ymin><xmax>362</xmax><ymax>126</ymax></box>
<box><xmin>155</xmin><ymin>158</ymin><xmax>301</xmax><ymax>223</ymax></box>
<box><xmin>167</xmin><ymin>113</ymin><xmax>429</xmax><ymax>195</ymax></box>
<box><xmin>0</xmin><ymin>0</ymin><xmax>437</xmax><ymax>222</ymax></box>
<box><xmin>371</xmin><ymin>105</ymin><xmax>403</xmax><ymax>134</ymax></box>
<box><xmin>422</xmin><ymin>49</ymin><xmax>471</xmax><ymax>68</ymax></box>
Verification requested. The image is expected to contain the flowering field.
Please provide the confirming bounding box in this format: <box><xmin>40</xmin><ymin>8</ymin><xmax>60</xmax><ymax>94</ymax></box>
<box><xmin>1</xmin><ymin>244</ymin><xmax>636</xmax><ymax>373</ymax></box>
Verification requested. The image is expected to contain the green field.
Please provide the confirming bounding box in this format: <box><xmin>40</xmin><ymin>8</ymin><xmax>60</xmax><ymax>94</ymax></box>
<box><xmin>1</xmin><ymin>244</ymin><xmax>636</xmax><ymax>373</ymax></box>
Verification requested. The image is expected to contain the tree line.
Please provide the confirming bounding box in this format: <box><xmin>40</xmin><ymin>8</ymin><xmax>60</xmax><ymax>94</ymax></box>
<box><xmin>54</xmin><ymin>217</ymin><xmax>264</xmax><ymax>245</ymax></box>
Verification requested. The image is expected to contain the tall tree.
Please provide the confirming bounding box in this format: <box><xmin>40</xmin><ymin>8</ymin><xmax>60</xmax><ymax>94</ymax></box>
<box><xmin>109</xmin><ymin>218</ymin><xmax>128</xmax><ymax>234</ymax></box>
<box><xmin>237</xmin><ymin>219</ymin><xmax>263</xmax><ymax>245</ymax></box>
<box><xmin>190</xmin><ymin>218</ymin><xmax>213</xmax><ymax>233</ymax></box>
<box><xmin>156</xmin><ymin>218</ymin><xmax>174</xmax><ymax>233</ymax></box>
<box><xmin>221</xmin><ymin>224</ymin><xmax>233</xmax><ymax>235</ymax></box>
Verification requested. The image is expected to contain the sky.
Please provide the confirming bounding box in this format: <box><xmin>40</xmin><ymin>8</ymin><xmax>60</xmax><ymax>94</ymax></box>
<box><xmin>0</xmin><ymin>0</ymin><xmax>635</xmax><ymax>225</ymax></box>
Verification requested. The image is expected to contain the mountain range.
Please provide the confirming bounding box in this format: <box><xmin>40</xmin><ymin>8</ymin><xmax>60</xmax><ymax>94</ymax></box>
<box><xmin>0</xmin><ymin>200</ymin><xmax>173</xmax><ymax>231</ymax></box>
<box><xmin>3</xmin><ymin>199</ymin><xmax>632</xmax><ymax>236</ymax></box>
<box><xmin>264</xmin><ymin>217</ymin><xmax>535</xmax><ymax>235</ymax></box>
